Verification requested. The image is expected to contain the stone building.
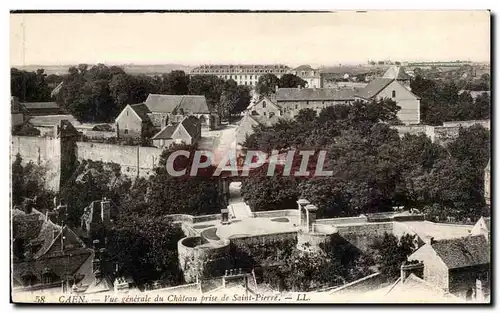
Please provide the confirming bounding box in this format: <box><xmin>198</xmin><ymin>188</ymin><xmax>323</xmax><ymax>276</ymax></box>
<box><xmin>115</xmin><ymin>93</ymin><xmax>211</xmax><ymax>139</ymax></box>
<box><xmin>246</xmin><ymin>96</ymin><xmax>281</xmax><ymax>118</ymax></box>
<box><xmin>235</xmin><ymin>113</ymin><xmax>280</xmax><ymax>145</ymax></box>
<box><xmin>12</xmin><ymin>205</ymin><xmax>94</xmax><ymax>292</ymax></box>
<box><xmin>408</xmin><ymin>235</ymin><xmax>490</xmax><ymax>300</ymax></box>
<box><xmin>190</xmin><ymin>64</ymin><xmax>290</xmax><ymax>87</ymax></box>
<box><xmin>354</xmin><ymin>66</ymin><xmax>420</xmax><ymax>125</ymax></box>
<box><xmin>152</xmin><ymin>116</ymin><xmax>201</xmax><ymax>149</ymax></box>
<box><xmin>276</xmin><ymin>87</ymin><xmax>356</xmax><ymax>118</ymax></box>
<box><xmin>289</xmin><ymin>65</ymin><xmax>322</xmax><ymax>88</ymax></box>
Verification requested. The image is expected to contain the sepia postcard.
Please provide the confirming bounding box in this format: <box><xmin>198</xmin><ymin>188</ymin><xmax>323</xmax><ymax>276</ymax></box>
<box><xmin>9</xmin><ymin>10</ymin><xmax>491</xmax><ymax>304</ymax></box>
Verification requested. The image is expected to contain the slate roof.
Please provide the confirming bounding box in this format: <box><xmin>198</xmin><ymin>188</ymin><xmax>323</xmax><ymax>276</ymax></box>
<box><xmin>294</xmin><ymin>64</ymin><xmax>314</xmax><ymax>71</ymax></box>
<box><xmin>12</xmin><ymin>208</ymin><xmax>93</xmax><ymax>287</ymax></box>
<box><xmin>20</xmin><ymin>101</ymin><xmax>67</xmax><ymax>116</ymax></box>
<box><xmin>145</xmin><ymin>94</ymin><xmax>210</xmax><ymax>114</ymax></box>
<box><xmin>175</xmin><ymin>95</ymin><xmax>210</xmax><ymax>114</ymax></box>
<box><xmin>382</xmin><ymin>66</ymin><xmax>411</xmax><ymax>81</ymax></box>
<box><xmin>152</xmin><ymin>116</ymin><xmax>200</xmax><ymax>140</ymax></box>
<box><xmin>432</xmin><ymin>235</ymin><xmax>490</xmax><ymax>269</ymax></box>
<box><xmin>354</xmin><ymin>78</ymin><xmax>394</xmax><ymax>100</ymax></box>
<box><xmin>21</xmin><ymin>102</ymin><xmax>60</xmax><ymax>110</ymax></box>
<box><xmin>276</xmin><ymin>88</ymin><xmax>356</xmax><ymax>101</ymax></box>
<box><xmin>152</xmin><ymin>125</ymin><xmax>177</xmax><ymax>140</ymax></box>
<box><xmin>129</xmin><ymin>103</ymin><xmax>151</xmax><ymax>121</ymax></box>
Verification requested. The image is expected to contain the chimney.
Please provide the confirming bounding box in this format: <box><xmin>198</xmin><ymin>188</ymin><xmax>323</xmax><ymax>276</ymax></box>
<box><xmin>400</xmin><ymin>261</ymin><xmax>424</xmax><ymax>282</ymax></box>
<box><xmin>304</xmin><ymin>204</ymin><xmax>318</xmax><ymax>233</ymax></box>
<box><xmin>101</xmin><ymin>198</ymin><xmax>111</xmax><ymax>224</ymax></box>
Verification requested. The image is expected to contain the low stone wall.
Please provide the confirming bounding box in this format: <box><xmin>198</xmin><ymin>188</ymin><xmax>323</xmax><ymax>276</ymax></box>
<box><xmin>316</xmin><ymin>216</ymin><xmax>368</xmax><ymax>225</ymax></box>
<box><xmin>81</xmin><ymin>130</ymin><xmax>117</xmax><ymax>140</ymax></box>
<box><xmin>252</xmin><ymin>209</ymin><xmax>300</xmax><ymax>218</ymax></box>
<box><xmin>442</xmin><ymin>119</ymin><xmax>490</xmax><ymax>129</ymax></box>
<box><xmin>193</xmin><ymin>214</ymin><xmax>221</xmax><ymax>224</ymax></box>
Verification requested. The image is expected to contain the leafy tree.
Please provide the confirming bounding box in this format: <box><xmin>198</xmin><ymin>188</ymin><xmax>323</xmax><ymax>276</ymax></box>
<box><xmin>255</xmin><ymin>74</ymin><xmax>280</xmax><ymax>96</ymax></box>
<box><xmin>162</xmin><ymin>70</ymin><xmax>190</xmax><ymax>95</ymax></box>
<box><xmin>279</xmin><ymin>74</ymin><xmax>306</xmax><ymax>88</ymax></box>
<box><xmin>108</xmin><ymin>215</ymin><xmax>184</xmax><ymax>287</ymax></box>
<box><xmin>188</xmin><ymin>75</ymin><xmax>224</xmax><ymax>113</ymax></box>
<box><xmin>147</xmin><ymin>143</ymin><xmax>222</xmax><ymax>216</ymax></box>
<box><xmin>370</xmin><ymin>233</ymin><xmax>417</xmax><ymax>280</ymax></box>
<box><xmin>11</xmin><ymin>68</ymin><xmax>52</xmax><ymax>102</ymax></box>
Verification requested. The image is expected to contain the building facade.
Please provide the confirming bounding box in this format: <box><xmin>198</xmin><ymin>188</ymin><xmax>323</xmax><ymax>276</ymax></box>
<box><xmin>289</xmin><ymin>65</ymin><xmax>322</xmax><ymax>88</ymax></box>
<box><xmin>276</xmin><ymin>87</ymin><xmax>355</xmax><ymax>118</ymax></box>
<box><xmin>246</xmin><ymin>96</ymin><xmax>281</xmax><ymax>118</ymax></box>
<box><xmin>354</xmin><ymin>66</ymin><xmax>420</xmax><ymax>125</ymax></box>
<box><xmin>408</xmin><ymin>235</ymin><xmax>490</xmax><ymax>300</ymax></box>
<box><xmin>152</xmin><ymin>116</ymin><xmax>201</xmax><ymax>149</ymax></box>
<box><xmin>190</xmin><ymin>64</ymin><xmax>290</xmax><ymax>87</ymax></box>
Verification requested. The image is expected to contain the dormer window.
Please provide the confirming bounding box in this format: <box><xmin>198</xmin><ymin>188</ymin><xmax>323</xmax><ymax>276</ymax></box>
<box><xmin>392</xmin><ymin>90</ymin><xmax>396</xmax><ymax>98</ymax></box>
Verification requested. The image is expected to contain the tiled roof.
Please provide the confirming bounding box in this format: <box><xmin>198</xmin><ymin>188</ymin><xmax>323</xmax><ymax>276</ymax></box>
<box><xmin>12</xmin><ymin>249</ymin><xmax>92</xmax><ymax>286</ymax></box>
<box><xmin>152</xmin><ymin>125</ymin><xmax>177</xmax><ymax>140</ymax></box>
<box><xmin>276</xmin><ymin>88</ymin><xmax>356</xmax><ymax>101</ymax></box>
<box><xmin>180</xmin><ymin>116</ymin><xmax>201</xmax><ymax>138</ymax></box>
<box><xmin>145</xmin><ymin>94</ymin><xmax>209</xmax><ymax>114</ymax></box>
<box><xmin>382</xmin><ymin>66</ymin><xmax>411</xmax><ymax>80</ymax></box>
<box><xmin>355</xmin><ymin>78</ymin><xmax>394</xmax><ymax>100</ymax></box>
<box><xmin>176</xmin><ymin>96</ymin><xmax>210</xmax><ymax>114</ymax></box>
<box><xmin>145</xmin><ymin>94</ymin><xmax>184</xmax><ymax>113</ymax></box>
<box><xmin>129</xmin><ymin>103</ymin><xmax>151</xmax><ymax>121</ymax></box>
<box><xmin>152</xmin><ymin>116</ymin><xmax>200</xmax><ymax>140</ymax></box>
<box><xmin>432</xmin><ymin>235</ymin><xmax>490</xmax><ymax>269</ymax></box>
<box><xmin>28</xmin><ymin>114</ymin><xmax>80</xmax><ymax>127</ymax></box>
<box><xmin>21</xmin><ymin>102</ymin><xmax>60</xmax><ymax>110</ymax></box>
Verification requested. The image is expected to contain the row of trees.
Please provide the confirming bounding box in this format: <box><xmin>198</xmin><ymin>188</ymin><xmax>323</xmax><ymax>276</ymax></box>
<box><xmin>55</xmin><ymin>64</ymin><xmax>252</xmax><ymax>122</ymax></box>
<box><xmin>241</xmin><ymin>100</ymin><xmax>490</xmax><ymax>221</ymax></box>
<box><xmin>12</xmin><ymin>65</ymin><xmax>253</xmax><ymax>123</ymax></box>
<box><xmin>410</xmin><ymin>75</ymin><xmax>490</xmax><ymax>125</ymax></box>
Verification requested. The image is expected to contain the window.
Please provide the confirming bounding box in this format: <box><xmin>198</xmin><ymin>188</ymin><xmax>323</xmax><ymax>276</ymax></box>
<box><xmin>392</xmin><ymin>90</ymin><xmax>396</xmax><ymax>98</ymax></box>
<box><xmin>124</xmin><ymin>129</ymin><xmax>128</xmax><ymax>134</ymax></box>
<box><xmin>251</xmin><ymin>110</ymin><xmax>258</xmax><ymax>116</ymax></box>
<box><xmin>269</xmin><ymin>112</ymin><xmax>275</xmax><ymax>117</ymax></box>
<box><xmin>126</xmin><ymin>110</ymin><xmax>129</xmax><ymax>116</ymax></box>
<box><xmin>295</xmin><ymin>104</ymin><xmax>298</xmax><ymax>110</ymax></box>
<box><xmin>263</xmin><ymin>112</ymin><xmax>267</xmax><ymax>116</ymax></box>
<box><xmin>262</xmin><ymin>101</ymin><xmax>266</xmax><ymax>108</ymax></box>
<box><xmin>250</xmin><ymin>75</ymin><xmax>253</xmax><ymax>79</ymax></box>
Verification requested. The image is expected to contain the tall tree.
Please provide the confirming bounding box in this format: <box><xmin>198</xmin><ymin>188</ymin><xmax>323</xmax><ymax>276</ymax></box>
<box><xmin>279</xmin><ymin>73</ymin><xmax>306</xmax><ymax>88</ymax></box>
<box><xmin>255</xmin><ymin>74</ymin><xmax>280</xmax><ymax>96</ymax></box>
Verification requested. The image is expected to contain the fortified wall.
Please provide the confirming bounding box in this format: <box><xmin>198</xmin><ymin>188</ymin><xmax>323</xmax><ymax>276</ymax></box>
<box><xmin>392</xmin><ymin>119</ymin><xmax>490</xmax><ymax>146</ymax></box>
<box><xmin>172</xmin><ymin>200</ymin><xmax>429</xmax><ymax>283</ymax></box>
<box><xmin>11</xmin><ymin>131</ymin><xmax>165</xmax><ymax>192</ymax></box>
<box><xmin>76</xmin><ymin>142</ymin><xmax>163</xmax><ymax>177</ymax></box>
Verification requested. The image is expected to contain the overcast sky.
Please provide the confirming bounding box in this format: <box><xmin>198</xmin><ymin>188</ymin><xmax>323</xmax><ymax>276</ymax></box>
<box><xmin>10</xmin><ymin>11</ymin><xmax>490</xmax><ymax>66</ymax></box>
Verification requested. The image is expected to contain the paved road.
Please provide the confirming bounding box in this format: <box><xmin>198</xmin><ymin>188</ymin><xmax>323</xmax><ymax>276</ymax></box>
<box><xmin>228</xmin><ymin>182</ymin><xmax>252</xmax><ymax>219</ymax></box>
